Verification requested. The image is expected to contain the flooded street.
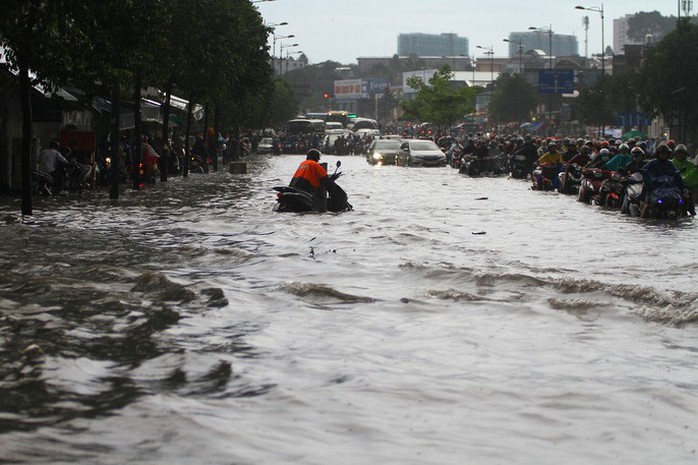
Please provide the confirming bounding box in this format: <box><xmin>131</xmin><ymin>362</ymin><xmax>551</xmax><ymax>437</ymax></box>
<box><xmin>1</xmin><ymin>154</ymin><xmax>697</xmax><ymax>464</ymax></box>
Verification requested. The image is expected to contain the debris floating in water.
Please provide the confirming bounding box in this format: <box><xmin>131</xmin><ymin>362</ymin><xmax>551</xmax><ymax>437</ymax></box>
<box><xmin>475</xmin><ymin>197</ymin><xmax>488</xmax><ymax>200</ymax></box>
<box><xmin>472</xmin><ymin>231</ymin><xmax>487</xmax><ymax>235</ymax></box>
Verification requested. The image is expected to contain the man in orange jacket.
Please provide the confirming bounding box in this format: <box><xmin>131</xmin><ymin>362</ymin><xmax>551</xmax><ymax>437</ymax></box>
<box><xmin>289</xmin><ymin>149</ymin><xmax>332</xmax><ymax>210</ymax></box>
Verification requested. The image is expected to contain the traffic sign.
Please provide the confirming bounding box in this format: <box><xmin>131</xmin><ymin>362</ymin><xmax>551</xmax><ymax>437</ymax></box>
<box><xmin>538</xmin><ymin>70</ymin><xmax>574</xmax><ymax>94</ymax></box>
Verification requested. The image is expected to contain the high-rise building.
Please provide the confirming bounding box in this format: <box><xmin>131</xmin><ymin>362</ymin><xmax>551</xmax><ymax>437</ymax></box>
<box><xmin>397</xmin><ymin>33</ymin><xmax>469</xmax><ymax>57</ymax></box>
<box><xmin>614</xmin><ymin>14</ymin><xmax>644</xmax><ymax>53</ymax></box>
<box><xmin>506</xmin><ymin>31</ymin><xmax>579</xmax><ymax>57</ymax></box>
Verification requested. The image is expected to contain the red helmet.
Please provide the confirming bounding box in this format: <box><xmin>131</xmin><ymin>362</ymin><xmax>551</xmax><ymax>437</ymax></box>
<box><xmin>667</xmin><ymin>139</ymin><xmax>676</xmax><ymax>148</ymax></box>
<box><xmin>600</xmin><ymin>140</ymin><xmax>609</xmax><ymax>148</ymax></box>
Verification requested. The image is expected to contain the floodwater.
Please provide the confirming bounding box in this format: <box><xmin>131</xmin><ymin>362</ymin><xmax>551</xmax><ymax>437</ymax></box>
<box><xmin>1</xmin><ymin>154</ymin><xmax>697</xmax><ymax>465</ymax></box>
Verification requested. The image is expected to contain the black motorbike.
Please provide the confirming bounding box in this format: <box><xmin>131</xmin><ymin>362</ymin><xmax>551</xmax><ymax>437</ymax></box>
<box><xmin>558</xmin><ymin>163</ymin><xmax>584</xmax><ymax>195</ymax></box>
<box><xmin>273</xmin><ymin>161</ymin><xmax>352</xmax><ymax>213</ymax></box>
<box><xmin>509</xmin><ymin>153</ymin><xmax>531</xmax><ymax>179</ymax></box>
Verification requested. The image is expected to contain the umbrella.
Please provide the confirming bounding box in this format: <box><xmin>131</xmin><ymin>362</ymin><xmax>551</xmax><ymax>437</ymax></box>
<box><xmin>622</xmin><ymin>130</ymin><xmax>648</xmax><ymax>141</ymax></box>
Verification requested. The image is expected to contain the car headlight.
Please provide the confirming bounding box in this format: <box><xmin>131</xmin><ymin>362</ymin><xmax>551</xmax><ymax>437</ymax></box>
<box><xmin>373</xmin><ymin>152</ymin><xmax>382</xmax><ymax>160</ymax></box>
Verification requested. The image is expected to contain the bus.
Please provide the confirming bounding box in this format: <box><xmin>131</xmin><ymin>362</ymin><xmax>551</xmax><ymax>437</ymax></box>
<box><xmin>325</xmin><ymin>110</ymin><xmax>350</xmax><ymax>129</ymax></box>
<box><xmin>287</xmin><ymin>118</ymin><xmax>326</xmax><ymax>136</ymax></box>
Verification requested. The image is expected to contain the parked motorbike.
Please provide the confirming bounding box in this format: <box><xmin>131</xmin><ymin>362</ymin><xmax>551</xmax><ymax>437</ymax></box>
<box><xmin>32</xmin><ymin>171</ymin><xmax>55</xmax><ymax>196</ymax></box>
<box><xmin>273</xmin><ymin>161</ymin><xmax>352</xmax><ymax>213</ymax></box>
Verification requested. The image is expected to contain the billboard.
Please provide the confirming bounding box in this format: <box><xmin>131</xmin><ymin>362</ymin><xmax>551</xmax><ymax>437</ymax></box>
<box><xmin>538</xmin><ymin>69</ymin><xmax>574</xmax><ymax>94</ymax></box>
<box><xmin>334</xmin><ymin>79</ymin><xmax>365</xmax><ymax>100</ymax></box>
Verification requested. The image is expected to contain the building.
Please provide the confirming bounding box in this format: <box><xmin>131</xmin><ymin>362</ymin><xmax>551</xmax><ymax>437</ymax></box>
<box><xmin>398</xmin><ymin>33</ymin><xmax>469</xmax><ymax>57</ymax></box>
<box><xmin>613</xmin><ymin>14</ymin><xmax>645</xmax><ymax>54</ymax></box>
<box><xmin>506</xmin><ymin>31</ymin><xmax>579</xmax><ymax>58</ymax></box>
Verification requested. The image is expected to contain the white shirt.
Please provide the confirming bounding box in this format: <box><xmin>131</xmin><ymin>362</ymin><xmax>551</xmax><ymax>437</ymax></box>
<box><xmin>37</xmin><ymin>148</ymin><xmax>67</xmax><ymax>174</ymax></box>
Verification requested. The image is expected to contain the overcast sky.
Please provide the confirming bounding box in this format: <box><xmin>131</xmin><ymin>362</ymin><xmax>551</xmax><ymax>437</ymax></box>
<box><xmin>256</xmin><ymin>0</ymin><xmax>684</xmax><ymax>64</ymax></box>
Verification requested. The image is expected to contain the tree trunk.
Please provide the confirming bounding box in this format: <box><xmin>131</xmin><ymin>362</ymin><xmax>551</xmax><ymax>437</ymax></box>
<box><xmin>183</xmin><ymin>95</ymin><xmax>193</xmax><ymax>178</ymax></box>
<box><xmin>132</xmin><ymin>72</ymin><xmax>142</xmax><ymax>190</ymax></box>
<box><xmin>213</xmin><ymin>103</ymin><xmax>220</xmax><ymax>172</ymax></box>
<box><xmin>160</xmin><ymin>79</ymin><xmax>173</xmax><ymax>182</ymax></box>
<box><xmin>18</xmin><ymin>48</ymin><xmax>33</xmax><ymax>216</ymax></box>
<box><xmin>110</xmin><ymin>82</ymin><xmax>121</xmax><ymax>200</ymax></box>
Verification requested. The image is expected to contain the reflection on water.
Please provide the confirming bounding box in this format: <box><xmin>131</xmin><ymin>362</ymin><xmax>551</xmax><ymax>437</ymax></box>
<box><xmin>1</xmin><ymin>155</ymin><xmax>697</xmax><ymax>464</ymax></box>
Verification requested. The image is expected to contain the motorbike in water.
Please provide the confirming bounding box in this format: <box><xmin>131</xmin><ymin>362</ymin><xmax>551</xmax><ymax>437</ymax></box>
<box><xmin>531</xmin><ymin>164</ymin><xmax>560</xmax><ymax>191</ymax></box>
<box><xmin>644</xmin><ymin>174</ymin><xmax>692</xmax><ymax>219</ymax></box>
<box><xmin>620</xmin><ymin>172</ymin><xmax>645</xmax><ymax>216</ymax></box>
<box><xmin>273</xmin><ymin>161</ymin><xmax>353</xmax><ymax>213</ymax></box>
<box><xmin>557</xmin><ymin>163</ymin><xmax>584</xmax><ymax>195</ymax></box>
<box><xmin>577</xmin><ymin>168</ymin><xmax>610</xmax><ymax>204</ymax></box>
<box><xmin>598</xmin><ymin>171</ymin><xmax>627</xmax><ymax>209</ymax></box>
<box><xmin>461</xmin><ymin>154</ymin><xmax>507</xmax><ymax>177</ymax></box>
<box><xmin>509</xmin><ymin>153</ymin><xmax>531</xmax><ymax>179</ymax></box>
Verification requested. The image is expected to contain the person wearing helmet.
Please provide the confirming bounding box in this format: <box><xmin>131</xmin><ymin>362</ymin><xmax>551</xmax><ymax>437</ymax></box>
<box><xmin>587</xmin><ymin>147</ymin><xmax>612</xmax><ymax>168</ymax></box>
<box><xmin>641</xmin><ymin>143</ymin><xmax>686</xmax><ymax>217</ymax></box>
<box><xmin>604</xmin><ymin>143</ymin><xmax>632</xmax><ymax>171</ymax></box>
<box><xmin>289</xmin><ymin>149</ymin><xmax>332</xmax><ymax>210</ymax></box>
<box><xmin>535</xmin><ymin>141</ymin><xmax>564</xmax><ymax>189</ymax></box>
<box><xmin>625</xmin><ymin>146</ymin><xmax>647</xmax><ymax>174</ymax></box>
<box><xmin>672</xmin><ymin>144</ymin><xmax>698</xmax><ymax>213</ymax></box>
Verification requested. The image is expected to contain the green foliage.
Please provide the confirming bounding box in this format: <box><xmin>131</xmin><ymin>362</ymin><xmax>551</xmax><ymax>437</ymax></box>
<box><xmin>267</xmin><ymin>78</ymin><xmax>299</xmax><ymax>127</ymax></box>
<box><xmin>487</xmin><ymin>73</ymin><xmax>537</xmax><ymax>123</ymax></box>
<box><xmin>627</xmin><ymin>11</ymin><xmax>676</xmax><ymax>43</ymax></box>
<box><xmin>636</xmin><ymin>18</ymin><xmax>698</xmax><ymax>139</ymax></box>
<box><xmin>401</xmin><ymin>65</ymin><xmax>476</xmax><ymax>128</ymax></box>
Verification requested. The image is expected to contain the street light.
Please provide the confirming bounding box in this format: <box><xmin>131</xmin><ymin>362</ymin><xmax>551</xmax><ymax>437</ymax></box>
<box><xmin>267</xmin><ymin>22</ymin><xmax>288</xmax><ymax>75</ymax></box>
<box><xmin>276</xmin><ymin>35</ymin><xmax>295</xmax><ymax>74</ymax></box>
<box><xmin>503</xmin><ymin>38</ymin><xmax>523</xmax><ymax>74</ymax></box>
<box><xmin>528</xmin><ymin>25</ymin><xmax>553</xmax><ymax>69</ymax></box>
<box><xmin>576</xmin><ymin>4</ymin><xmax>605</xmax><ymax>138</ymax></box>
<box><xmin>529</xmin><ymin>26</ymin><xmax>554</xmax><ymax>135</ymax></box>
<box><xmin>285</xmin><ymin>50</ymin><xmax>302</xmax><ymax>74</ymax></box>
<box><xmin>575</xmin><ymin>4</ymin><xmax>604</xmax><ymax>77</ymax></box>
<box><xmin>476</xmin><ymin>45</ymin><xmax>494</xmax><ymax>88</ymax></box>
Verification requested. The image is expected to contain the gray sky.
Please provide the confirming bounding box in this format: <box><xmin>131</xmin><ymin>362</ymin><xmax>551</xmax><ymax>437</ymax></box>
<box><xmin>256</xmin><ymin>0</ymin><xmax>684</xmax><ymax>64</ymax></box>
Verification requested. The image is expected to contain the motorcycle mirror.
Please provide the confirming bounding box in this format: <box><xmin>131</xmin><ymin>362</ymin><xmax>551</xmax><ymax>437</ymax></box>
<box><xmin>336</xmin><ymin>160</ymin><xmax>342</xmax><ymax>168</ymax></box>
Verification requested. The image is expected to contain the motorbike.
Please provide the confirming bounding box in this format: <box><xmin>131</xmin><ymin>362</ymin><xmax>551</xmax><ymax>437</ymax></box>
<box><xmin>447</xmin><ymin>144</ymin><xmax>464</xmax><ymax>169</ymax></box>
<box><xmin>509</xmin><ymin>153</ymin><xmax>531</xmax><ymax>179</ymax></box>
<box><xmin>598</xmin><ymin>171</ymin><xmax>627</xmax><ymax>209</ymax></box>
<box><xmin>531</xmin><ymin>164</ymin><xmax>560</xmax><ymax>191</ymax></box>
<box><xmin>558</xmin><ymin>163</ymin><xmax>584</xmax><ymax>195</ymax></box>
<box><xmin>620</xmin><ymin>172</ymin><xmax>645</xmax><ymax>216</ymax></box>
<box><xmin>578</xmin><ymin>168</ymin><xmax>610</xmax><ymax>204</ymax></box>
<box><xmin>32</xmin><ymin>171</ymin><xmax>55</xmax><ymax>196</ymax></box>
<box><xmin>645</xmin><ymin>174</ymin><xmax>691</xmax><ymax>219</ymax></box>
<box><xmin>461</xmin><ymin>154</ymin><xmax>507</xmax><ymax>177</ymax></box>
<box><xmin>273</xmin><ymin>161</ymin><xmax>353</xmax><ymax>213</ymax></box>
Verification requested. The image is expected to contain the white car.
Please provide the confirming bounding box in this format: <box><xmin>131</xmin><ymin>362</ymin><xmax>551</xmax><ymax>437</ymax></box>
<box><xmin>395</xmin><ymin>139</ymin><xmax>447</xmax><ymax>167</ymax></box>
<box><xmin>256</xmin><ymin>137</ymin><xmax>275</xmax><ymax>155</ymax></box>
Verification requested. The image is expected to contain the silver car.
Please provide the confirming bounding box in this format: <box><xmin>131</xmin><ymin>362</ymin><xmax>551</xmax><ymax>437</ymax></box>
<box><xmin>366</xmin><ymin>138</ymin><xmax>402</xmax><ymax>165</ymax></box>
<box><xmin>396</xmin><ymin>139</ymin><xmax>447</xmax><ymax>167</ymax></box>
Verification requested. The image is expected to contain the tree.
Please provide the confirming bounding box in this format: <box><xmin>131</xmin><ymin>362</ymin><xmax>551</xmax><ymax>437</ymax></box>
<box><xmin>488</xmin><ymin>73</ymin><xmax>537</xmax><ymax>124</ymax></box>
<box><xmin>401</xmin><ymin>65</ymin><xmax>476</xmax><ymax>129</ymax></box>
<box><xmin>0</xmin><ymin>1</ymin><xmax>89</xmax><ymax>215</ymax></box>
<box><xmin>636</xmin><ymin>18</ymin><xmax>698</xmax><ymax>141</ymax></box>
<box><xmin>267</xmin><ymin>78</ymin><xmax>299</xmax><ymax>128</ymax></box>
<box><xmin>627</xmin><ymin>11</ymin><xmax>676</xmax><ymax>43</ymax></box>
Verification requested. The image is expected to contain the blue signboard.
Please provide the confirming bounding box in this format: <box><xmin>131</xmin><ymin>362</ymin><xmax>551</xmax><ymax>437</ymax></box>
<box><xmin>538</xmin><ymin>70</ymin><xmax>575</xmax><ymax>94</ymax></box>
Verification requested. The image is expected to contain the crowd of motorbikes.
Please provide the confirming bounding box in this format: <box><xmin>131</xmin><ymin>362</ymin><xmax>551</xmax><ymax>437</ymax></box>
<box><xmin>441</xmin><ymin>134</ymin><xmax>696</xmax><ymax>220</ymax></box>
